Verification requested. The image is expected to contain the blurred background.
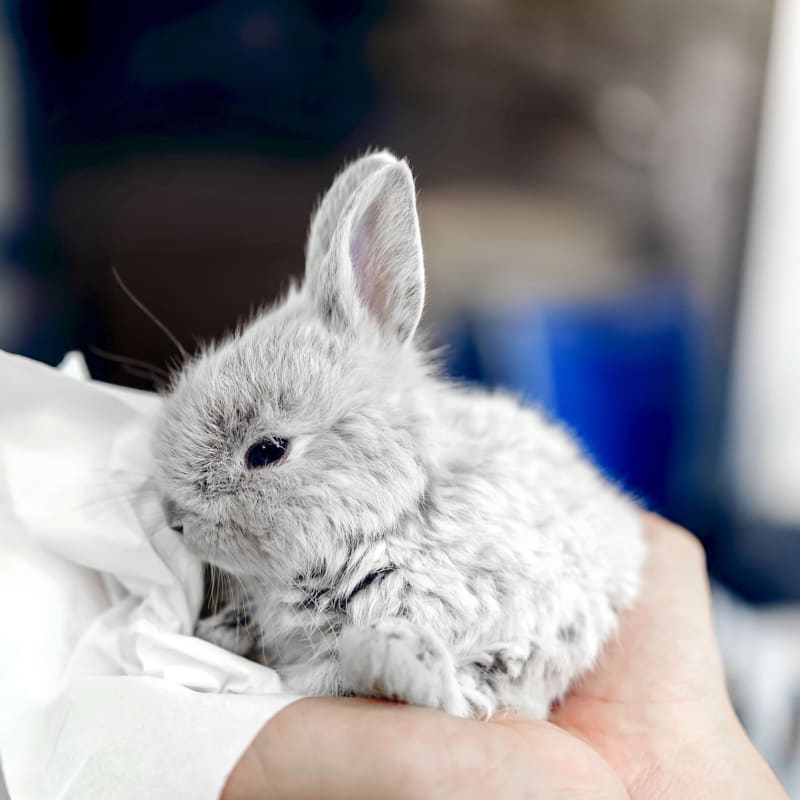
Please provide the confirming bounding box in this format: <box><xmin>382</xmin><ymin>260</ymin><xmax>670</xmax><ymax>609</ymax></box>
<box><xmin>0</xmin><ymin>0</ymin><xmax>798</xmax><ymax>793</ymax></box>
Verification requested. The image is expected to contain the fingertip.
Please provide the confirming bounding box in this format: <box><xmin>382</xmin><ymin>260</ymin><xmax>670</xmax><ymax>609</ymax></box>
<box><xmin>641</xmin><ymin>512</ymin><xmax>707</xmax><ymax>568</ymax></box>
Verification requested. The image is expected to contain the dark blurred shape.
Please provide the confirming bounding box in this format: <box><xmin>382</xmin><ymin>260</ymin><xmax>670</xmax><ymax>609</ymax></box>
<box><xmin>6</xmin><ymin>0</ymin><xmax>386</xmax><ymax>374</ymax></box>
<box><xmin>16</xmin><ymin>0</ymin><xmax>381</xmax><ymax>148</ymax></box>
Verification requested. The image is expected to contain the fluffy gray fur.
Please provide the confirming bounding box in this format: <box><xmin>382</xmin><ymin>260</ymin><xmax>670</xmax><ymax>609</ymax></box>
<box><xmin>152</xmin><ymin>151</ymin><xmax>645</xmax><ymax>719</ymax></box>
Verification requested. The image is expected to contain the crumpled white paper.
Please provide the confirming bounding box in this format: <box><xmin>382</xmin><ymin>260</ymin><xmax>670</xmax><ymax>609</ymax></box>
<box><xmin>0</xmin><ymin>351</ymin><xmax>300</xmax><ymax>800</ymax></box>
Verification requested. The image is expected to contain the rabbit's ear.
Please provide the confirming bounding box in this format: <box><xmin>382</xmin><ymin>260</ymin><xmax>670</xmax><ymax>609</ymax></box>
<box><xmin>308</xmin><ymin>160</ymin><xmax>425</xmax><ymax>344</ymax></box>
<box><xmin>305</xmin><ymin>150</ymin><xmax>398</xmax><ymax>276</ymax></box>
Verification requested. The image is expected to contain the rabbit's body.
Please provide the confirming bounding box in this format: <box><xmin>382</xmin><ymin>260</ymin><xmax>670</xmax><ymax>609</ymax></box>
<box><xmin>154</xmin><ymin>151</ymin><xmax>644</xmax><ymax>718</ymax></box>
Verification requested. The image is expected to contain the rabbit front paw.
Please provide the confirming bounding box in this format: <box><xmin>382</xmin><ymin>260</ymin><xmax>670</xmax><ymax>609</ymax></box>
<box><xmin>338</xmin><ymin>617</ymin><xmax>469</xmax><ymax>716</ymax></box>
<box><xmin>194</xmin><ymin>604</ymin><xmax>257</xmax><ymax>656</ymax></box>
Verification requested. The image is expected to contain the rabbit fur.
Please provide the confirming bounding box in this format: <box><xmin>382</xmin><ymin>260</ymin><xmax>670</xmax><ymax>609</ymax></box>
<box><xmin>152</xmin><ymin>150</ymin><xmax>645</xmax><ymax>719</ymax></box>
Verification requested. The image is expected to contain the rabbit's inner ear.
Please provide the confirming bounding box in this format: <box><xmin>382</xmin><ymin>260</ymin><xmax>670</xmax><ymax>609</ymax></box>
<box><xmin>350</xmin><ymin>200</ymin><xmax>391</xmax><ymax>326</ymax></box>
<box><xmin>305</xmin><ymin>150</ymin><xmax>397</xmax><ymax>278</ymax></box>
<box><xmin>344</xmin><ymin>162</ymin><xmax>425</xmax><ymax>344</ymax></box>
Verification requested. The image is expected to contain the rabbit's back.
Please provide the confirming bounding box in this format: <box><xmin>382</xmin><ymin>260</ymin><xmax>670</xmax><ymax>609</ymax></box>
<box><xmin>386</xmin><ymin>384</ymin><xmax>644</xmax><ymax>713</ymax></box>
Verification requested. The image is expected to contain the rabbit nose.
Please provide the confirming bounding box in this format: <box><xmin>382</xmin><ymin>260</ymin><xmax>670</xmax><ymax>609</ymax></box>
<box><xmin>162</xmin><ymin>496</ymin><xmax>185</xmax><ymax>535</ymax></box>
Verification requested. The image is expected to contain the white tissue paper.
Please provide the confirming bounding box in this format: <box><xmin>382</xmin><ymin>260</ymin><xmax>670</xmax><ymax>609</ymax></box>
<box><xmin>0</xmin><ymin>351</ymin><xmax>300</xmax><ymax>800</ymax></box>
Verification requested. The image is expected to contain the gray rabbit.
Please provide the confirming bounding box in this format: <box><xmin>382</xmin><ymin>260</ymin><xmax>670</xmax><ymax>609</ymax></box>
<box><xmin>152</xmin><ymin>151</ymin><xmax>645</xmax><ymax>719</ymax></box>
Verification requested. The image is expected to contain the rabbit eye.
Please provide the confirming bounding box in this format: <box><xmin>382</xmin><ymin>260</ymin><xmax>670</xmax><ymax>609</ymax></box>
<box><xmin>245</xmin><ymin>438</ymin><xmax>289</xmax><ymax>469</ymax></box>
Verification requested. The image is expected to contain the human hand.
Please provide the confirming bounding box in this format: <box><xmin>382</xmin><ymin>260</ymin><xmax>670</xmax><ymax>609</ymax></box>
<box><xmin>223</xmin><ymin>514</ymin><xmax>787</xmax><ymax>799</ymax></box>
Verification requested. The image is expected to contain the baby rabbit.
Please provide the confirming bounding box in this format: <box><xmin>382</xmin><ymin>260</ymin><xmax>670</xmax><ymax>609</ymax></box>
<box><xmin>153</xmin><ymin>151</ymin><xmax>645</xmax><ymax>719</ymax></box>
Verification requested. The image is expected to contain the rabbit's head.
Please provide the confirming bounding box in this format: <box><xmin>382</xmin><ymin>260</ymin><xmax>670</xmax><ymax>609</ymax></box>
<box><xmin>153</xmin><ymin>152</ymin><xmax>435</xmax><ymax>577</ymax></box>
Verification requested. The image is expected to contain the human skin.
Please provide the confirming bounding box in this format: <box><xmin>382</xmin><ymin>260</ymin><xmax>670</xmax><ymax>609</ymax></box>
<box><xmin>222</xmin><ymin>514</ymin><xmax>788</xmax><ymax>799</ymax></box>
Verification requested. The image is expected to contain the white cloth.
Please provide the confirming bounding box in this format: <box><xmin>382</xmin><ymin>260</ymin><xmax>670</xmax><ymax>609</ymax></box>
<box><xmin>0</xmin><ymin>351</ymin><xmax>300</xmax><ymax>799</ymax></box>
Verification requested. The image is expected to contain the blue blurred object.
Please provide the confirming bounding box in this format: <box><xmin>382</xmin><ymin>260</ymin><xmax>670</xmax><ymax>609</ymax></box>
<box><xmin>440</xmin><ymin>278</ymin><xmax>701</xmax><ymax>511</ymax></box>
